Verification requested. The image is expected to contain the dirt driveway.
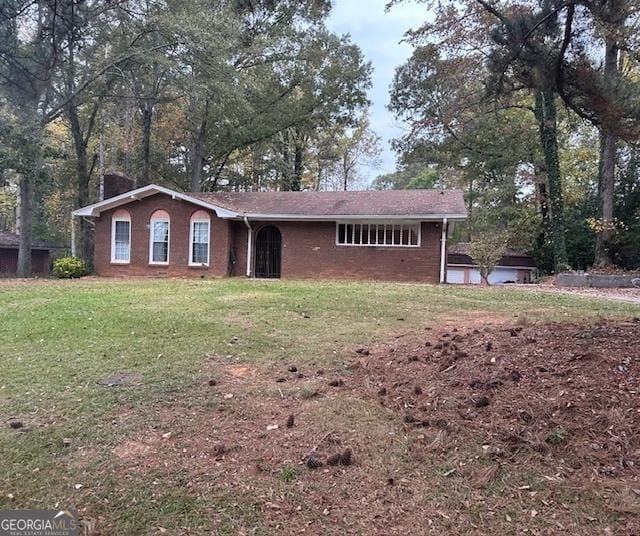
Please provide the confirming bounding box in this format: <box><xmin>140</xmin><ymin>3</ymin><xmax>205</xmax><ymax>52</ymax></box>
<box><xmin>500</xmin><ymin>283</ymin><xmax>640</xmax><ymax>304</ymax></box>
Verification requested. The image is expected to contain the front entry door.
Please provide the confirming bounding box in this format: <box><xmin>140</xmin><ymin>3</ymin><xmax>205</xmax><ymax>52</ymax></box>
<box><xmin>255</xmin><ymin>226</ymin><xmax>281</xmax><ymax>278</ymax></box>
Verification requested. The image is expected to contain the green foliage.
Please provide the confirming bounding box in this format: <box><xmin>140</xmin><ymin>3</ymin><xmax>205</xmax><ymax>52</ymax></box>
<box><xmin>609</xmin><ymin>149</ymin><xmax>640</xmax><ymax>270</ymax></box>
<box><xmin>275</xmin><ymin>465</ymin><xmax>299</xmax><ymax>483</ymax></box>
<box><xmin>387</xmin><ymin>0</ymin><xmax>640</xmax><ymax>273</ymax></box>
<box><xmin>52</xmin><ymin>256</ymin><xmax>86</xmax><ymax>279</ymax></box>
<box><xmin>469</xmin><ymin>232</ymin><xmax>510</xmax><ymax>285</ymax></box>
<box><xmin>372</xmin><ymin>165</ymin><xmax>440</xmax><ymax>190</ymax></box>
<box><xmin>0</xmin><ymin>186</ymin><xmax>16</xmax><ymax>230</ymax></box>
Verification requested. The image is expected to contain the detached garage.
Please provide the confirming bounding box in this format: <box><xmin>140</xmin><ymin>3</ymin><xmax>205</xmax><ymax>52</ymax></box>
<box><xmin>0</xmin><ymin>232</ymin><xmax>52</xmax><ymax>276</ymax></box>
<box><xmin>447</xmin><ymin>243</ymin><xmax>536</xmax><ymax>285</ymax></box>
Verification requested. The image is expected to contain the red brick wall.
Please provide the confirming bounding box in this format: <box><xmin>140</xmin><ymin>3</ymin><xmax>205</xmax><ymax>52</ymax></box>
<box><xmin>93</xmin><ymin>193</ymin><xmax>443</xmax><ymax>281</ymax></box>
<box><xmin>232</xmin><ymin>220</ymin><xmax>443</xmax><ymax>282</ymax></box>
<box><xmin>94</xmin><ymin>193</ymin><xmax>232</xmax><ymax>277</ymax></box>
<box><xmin>0</xmin><ymin>248</ymin><xmax>49</xmax><ymax>276</ymax></box>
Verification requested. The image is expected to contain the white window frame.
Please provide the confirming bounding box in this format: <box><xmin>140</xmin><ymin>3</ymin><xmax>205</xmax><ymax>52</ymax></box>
<box><xmin>149</xmin><ymin>218</ymin><xmax>170</xmax><ymax>265</ymax></box>
<box><xmin>111</xmin><ymin>216</ymin><xmax>131</xmax><ymax>264</ymax></box>
<box><xmin>335</xmin><ymin>221</ymin><xmax>421</xmax><ymax>248</ymax></box>
<box><xmin>189</xmin><ymin>219</ymin><xmax>211</xmax><ymax>267</ymax></box>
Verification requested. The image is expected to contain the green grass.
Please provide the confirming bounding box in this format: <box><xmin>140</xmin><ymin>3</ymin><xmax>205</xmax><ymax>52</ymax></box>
<box><xmin>1</xmin><ymin>279</ymin><xmax>635</xmax><ymax>418</ymax></box>
<box><xmin>0</xmin><ymin>278</ymin><xmax>638</xmax><ymax>533</ymax></box>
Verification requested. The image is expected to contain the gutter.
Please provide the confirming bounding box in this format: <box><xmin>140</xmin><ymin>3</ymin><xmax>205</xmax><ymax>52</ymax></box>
<box><xmin>243</xmin><ymin>216</ymin><xmax>253</xmax><ymax>277</ymax></box>
<box><xmin>229</xmin><ymin>213</ymin><xmax>468</xmax><ymax>222</ymax></box>
<box><xmin>439</xmin><ymin>217</ymin><xmax>448</xmax><ymax>284</ymax></box>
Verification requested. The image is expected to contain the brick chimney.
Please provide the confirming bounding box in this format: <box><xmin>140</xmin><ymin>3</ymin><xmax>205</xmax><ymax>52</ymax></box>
<box><xmin>103</xmin><ymin>173</ymin><xmax>135</xmax><ymax>200</ymax></box>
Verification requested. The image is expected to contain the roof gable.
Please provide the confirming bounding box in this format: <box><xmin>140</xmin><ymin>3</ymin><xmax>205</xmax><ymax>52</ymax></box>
<box><xmin>72</xmin><ymin>185</ymin><xmax>239</xmax><ymax>218</ymax></box>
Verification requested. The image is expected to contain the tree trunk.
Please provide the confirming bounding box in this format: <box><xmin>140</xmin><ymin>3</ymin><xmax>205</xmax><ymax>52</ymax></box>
<box><xmin>533</xmin><ymin>92</ymin><xmax>551</xmax><ymax>229</ymax></box>
<box><xmin>533</xmin><ymin>92</ymin><xmax>554</xmax><ymax>270</ymax></box>
<box><xmin>479</xmin><ymin>268</ymin><xmax>490</xmax><ymax>286</ymax></box>
<box><xmin>466</xmin><ymin>174</ymin><xmax>474</xmax><ymax>241</ymax></box>
<box><xmin>281</xmin><ymin>132</ymin><xmax>291</xmax><ymax>190</ymax></box>
<box><xmin>189</xmin><ymin>99</ymin><xmax>209</xmax><ymax>192</ymax></box>
<box><xmin>212</xmin><ymin>153</ymin><xmax>229</xmax><ymax>191</ymax></box>
<box><xmin>67</xmin><ymin>101</ymin><xmax>95</xmax><ymax>266</ymax></box>
<box><xmin>77</xmin><ymin>153</ymin><xmax>93</xmax><ymax>267</ymax></box>
<box><xmin>17</xmin><ymin>174</ymin><xmax>33</xmax><ymax>278</ymax></box>
<box><xmin>190</xmin><ymin>120</ymin><xmax>207</xmax><ymax>193</ymax></box>
<box><xmin>315</xmin><ymin>154</ymin><xmax>323</xmax><ymax>191</ymax></box>
<box><xmin>538</xmin><ymin>91</ymin><xmax>569</xmax><ymax>272</ymax></box>
<box><xmin>594</xmin><ymin>39</ymin><xmax>619</xmax><ymax>268</ymax></box>
<box><xmin>343</xmin><ymin>152</ymin><xmax>349</xmax><ymax>191</ymax></box>
<box><xmin>139</xmin><ymin>101</ymin><xmax>153</xmax><ymax>186</ymax></box>
<box><xmin>292</xmin><ymin>135</ymin><xmax>304</xmax><ymax>191</ymax></box>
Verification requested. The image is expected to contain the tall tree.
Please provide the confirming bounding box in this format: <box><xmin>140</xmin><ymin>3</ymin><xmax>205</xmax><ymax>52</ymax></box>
<box><xmin>0</xmin><ymin>2</ymin><xmax>66</xmax><ymax>276</ymax></box>
<box><xmin>0</xmin><ymin>0</ymin><xmax>123</xmax><ymax>275</ymax></box>
<box><xmin>390</xmin><ymin>0</ymin><xmax>640</xmax><ymax>270</ymax></box>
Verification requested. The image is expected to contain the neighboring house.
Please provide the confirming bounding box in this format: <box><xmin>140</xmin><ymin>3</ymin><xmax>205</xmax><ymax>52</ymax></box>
<box><xmin>0</xmin><ymin>231</ymin><xmax>53</xmax><ymax>276</ymax></box>
<box><xmin>73</xmin><ymin>183</ymin><xmax>467</xmax><ymax>282</ymax></box>
<box><xmin>447</xmin><ymin>243</ymin><xmax>537</xmax><ymax>285</ymax></box>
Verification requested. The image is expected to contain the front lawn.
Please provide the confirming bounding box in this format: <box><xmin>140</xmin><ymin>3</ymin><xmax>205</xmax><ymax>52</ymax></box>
<box><xmin>0</xmin><ymin>279</ymin><xmax>638</xmax><ymax>534</ymax></box>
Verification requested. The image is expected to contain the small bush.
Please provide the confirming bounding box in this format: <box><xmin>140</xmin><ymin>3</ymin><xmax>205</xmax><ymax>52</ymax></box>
<box><xmin>275</xmin><ymin>465</ymin><xmax>299</xmax><ymax>483</ymax></box>
<box><xmin>545</xmin><ymin>426</ymin><xmax>569</xmax><ymax>445</ymax></box>
<box><xmin>52</xmin><ymin>256</ymin><xmax>86</xmax><ymax>279</ymax></box>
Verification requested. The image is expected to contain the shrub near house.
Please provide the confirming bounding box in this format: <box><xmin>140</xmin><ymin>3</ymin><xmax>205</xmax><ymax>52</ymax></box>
<box><xmin>52</xmin><ymin>257</ymin><xmax>86</xmax><ymax>279</ymax></box>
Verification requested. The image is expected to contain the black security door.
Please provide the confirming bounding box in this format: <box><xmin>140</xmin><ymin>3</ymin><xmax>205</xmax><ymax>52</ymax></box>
<box><xmin>255</xmin><ymin>226</ymin><xmax>281</xmax><ymax>278</ymax></box>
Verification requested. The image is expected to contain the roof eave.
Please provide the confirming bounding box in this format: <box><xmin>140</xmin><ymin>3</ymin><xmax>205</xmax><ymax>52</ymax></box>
<box><xmin>234</xmin><ymin>213</ymin><xmax>468</xmax><ymax>222</ymax></box>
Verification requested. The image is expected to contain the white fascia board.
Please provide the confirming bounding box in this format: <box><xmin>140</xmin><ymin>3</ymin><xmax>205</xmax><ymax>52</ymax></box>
<box><xmin>447</xmin><ymin>263</ymin><xmax>536</xmax><ymax>270</ymax></box>
<box><xmin>72</xmin><ymin>184</ymin><xmax>238</xmax><ymax>218</ymax></box>
<box><xmin>236</xmin><ymin>213</ymin><xmax>468</xmax><ymax>222</ymax></box>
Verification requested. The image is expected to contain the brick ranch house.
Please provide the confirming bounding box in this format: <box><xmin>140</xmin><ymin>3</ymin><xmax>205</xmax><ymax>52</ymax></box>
<box><xmin>73</xmin><ymin>184</ymin><xmax>467</xmax><ymax>282</ymax></box>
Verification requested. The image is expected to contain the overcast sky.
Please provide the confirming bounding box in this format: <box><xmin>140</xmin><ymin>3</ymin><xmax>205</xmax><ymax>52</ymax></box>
<box><xmin>326</xmin><ymin>0</ymin><xmax>425</xmax><ymax>184</ymax></box>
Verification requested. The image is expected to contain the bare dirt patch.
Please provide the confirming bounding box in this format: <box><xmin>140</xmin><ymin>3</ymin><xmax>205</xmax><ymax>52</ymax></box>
<box><xmin>112</xmin><ymin>440</ymin><xmax>155</xmax><ymax>460</ymax></box>
<box><xmin>96</xmin><ymin>318</ymin><xmax>640</xmax><ymax>535</ymax></box>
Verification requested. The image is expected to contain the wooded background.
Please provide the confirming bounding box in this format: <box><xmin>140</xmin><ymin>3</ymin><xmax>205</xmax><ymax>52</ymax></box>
<box><xmin>1</xmin><ymin>0</ymin><xmax>639</xmax><ymax>276</ymax></box>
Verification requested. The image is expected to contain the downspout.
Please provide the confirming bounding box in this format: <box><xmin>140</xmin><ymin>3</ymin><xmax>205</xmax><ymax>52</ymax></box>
<box><xmin>243</xmin><ymin>216</ymin><xmax>252</xmax><ymax>277</ymax></box>
<box><xmin>439</xmin><ymin>217</ymin><xmax>448</xmax><ymax>284</ymax></box>
<box><xmin>71</xmin><ymin>215</ymin><xmax>76</xmax><ymax>257</ymax></box>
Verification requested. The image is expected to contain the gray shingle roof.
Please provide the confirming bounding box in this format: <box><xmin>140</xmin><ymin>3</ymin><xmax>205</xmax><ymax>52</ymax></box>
<box><xmin>448</xmin><ymin>243</ymin><xmax>536</xmax><ymax>268</ymax></box>
<box><xmin>0</xmin><ymin>231</ymin><xmax>53</xmax><ymax>250</ymax></box>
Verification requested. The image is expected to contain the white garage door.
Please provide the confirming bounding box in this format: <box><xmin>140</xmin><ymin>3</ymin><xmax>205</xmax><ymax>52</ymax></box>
<box><xmin>447</xmin><ymin>268</ymin><xmax>465</xmax><ymax>284</ymax></box>
<box><xmin>447</xmin><ymin>266</ymin><xmax>520</xmax><ymax>285</ymax></box>
<box><xmin>488</xmin><ymin>268</ymin><xmax>519</xmax><ymax>284</ymax></box>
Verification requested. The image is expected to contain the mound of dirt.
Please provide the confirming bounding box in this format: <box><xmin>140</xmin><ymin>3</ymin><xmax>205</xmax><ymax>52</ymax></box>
<box><xmin>358</xmin><ymin>318</ymin><xmax>640</xmax><ymax>482</ymax></box>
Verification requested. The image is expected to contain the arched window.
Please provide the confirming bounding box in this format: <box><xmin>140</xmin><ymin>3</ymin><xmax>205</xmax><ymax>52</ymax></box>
<box><xmin>189</xmin><ymin>210</ymin><xmax>210</xmax><ymax>266</ymax></box>
<box><xmin>149</xmin><ymin>209</ymin><xmax>170</xmax><ymax>265</ymax></box>
<box><xmin>111</xmin><ymin>209</ymin><xmax>131</xmax><ymax>264</ymax></box>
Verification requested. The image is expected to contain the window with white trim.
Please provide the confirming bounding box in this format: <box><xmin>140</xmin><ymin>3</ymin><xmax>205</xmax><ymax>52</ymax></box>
<box><xmin>190</xmin><ymin>219</ymin><xmax>210</xmax><ymax>265</ymax></box>
<box><xmin>149</xmin><ymin>213</ymin><xmax>170</xmax><ymax>265</ymax></box>
<box><xmin>111</xmin><ymin>213</ymin><xmax>131</xmax><ymax>263</ymax></box>
<box><xmin>336</xmin><ymin>222</ymin><xmax>420</xmax><ymax>247</ymax></box>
